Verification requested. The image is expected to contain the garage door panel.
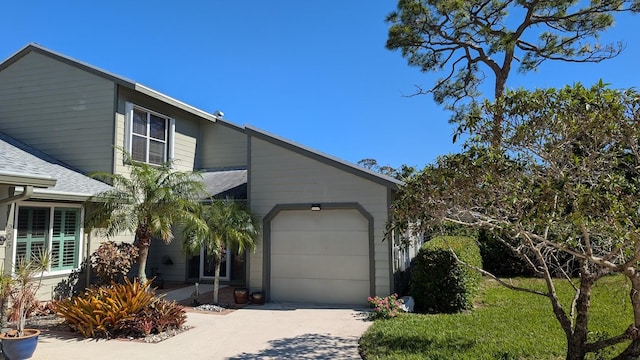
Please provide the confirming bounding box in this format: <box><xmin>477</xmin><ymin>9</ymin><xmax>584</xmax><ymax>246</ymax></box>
<box><xmin>271</xmin><ymin>254</ymin><xmax>369</xmax><ymax>280</ymax></box>
<box><xmin>272</xmin><ymin>211</ymin><xmax>367</xmax><ymax>231</ymax></box>
<box><xmin>271</xmin><ymin>230</ymin><xmax>368</xmax><ymax>255</ymax></box>
<box><xmin>270</xmin><ymin>209</ymin><xmax>370</xmax><ymax>305</ymax></box>
<box><xmin>270</xmin><ymin>278</ymin><xmax>370</xmax><ymax>304</ymax></box>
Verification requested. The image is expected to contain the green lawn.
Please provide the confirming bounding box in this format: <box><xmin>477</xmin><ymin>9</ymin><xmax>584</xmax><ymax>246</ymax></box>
<box><xmin>360</xmin><ymin>276</ymin><xmax>632</xmax><ymax>360</ymax></box>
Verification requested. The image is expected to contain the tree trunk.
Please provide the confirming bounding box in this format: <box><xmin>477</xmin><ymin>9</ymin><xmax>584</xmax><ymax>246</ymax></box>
<box><xmin>135</xmin><ymin>223</ymin><xmax>152</xmax><ymax>284</ymax></box>
<box><xmin>492</xmin><ymin>75</ymin><xmax>506</xmax><ymax>148</ymax></box>
<box><xmin>612</xmin><ymin>271</ymin><xmax>640</xmax><ymax>359</ymax></box>
<box><xmin>613</xmin><ymin>339</ymin><xmax>640</xmax><ymax>360</ymax></box>
<box><xmin>565</xmin><ymin>263</ymin><xmax>592</xmax><ymax>360</ymax></box>
<box><xmin>213</xmin><ymin>252</ymin><xmax>221</xmax><ymax>304</ymax></box>
<box><xmin>137</xmin><ymin>245</ymin><xmax>149</xmax><ymax>285</ymax></box>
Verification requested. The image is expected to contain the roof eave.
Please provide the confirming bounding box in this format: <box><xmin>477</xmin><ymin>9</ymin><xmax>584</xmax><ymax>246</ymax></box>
<box><xmin>134</xmin><ymin>84</ymin><xmax>219</xmax><ymax>123</ymax></box>
<box><xmin>29</xmin><ymin>189</ymin><xmax>96</xmax><ymax>202</ymax></box>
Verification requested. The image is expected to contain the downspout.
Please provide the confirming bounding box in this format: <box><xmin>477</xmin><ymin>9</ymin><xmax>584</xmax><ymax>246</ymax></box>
<box><xmin>0</xmin><ymin>186</ymin><xmax>34</xmax><ymax>206</ymax></box>
<box><xmin>85</xmin><ymin>232</ymin><xmax>91</xmax><ymax>289</ymax></box>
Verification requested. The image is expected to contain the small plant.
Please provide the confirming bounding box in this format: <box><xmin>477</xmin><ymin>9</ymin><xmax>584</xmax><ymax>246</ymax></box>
<box><xmin>123</xmin><ymin>298</ymin><xmax>187</xmax><ymax>337</ymax></box>
<box><xmin>367</xmin><ymin>294</ymin><xmax>404</xmax><ymax>320</ymax></box>
<box><xmin>6</xmin><ymin>250</ymin><xmax>51</xmax><ymax>336</ymax></box>
<box><xmin>90</xmin><ymin>241</ymin><xmax>139</xmax><ymax>285</ymax></box>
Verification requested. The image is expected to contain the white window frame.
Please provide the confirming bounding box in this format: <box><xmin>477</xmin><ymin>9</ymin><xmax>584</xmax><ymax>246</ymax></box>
<box><xmin>13</xmin><ymin>202</ymin><xmax>84</xmax><ymax>276</ymax></box>
<box><xmin>200</xmin><ymin>247</ymin><xmax>231</xmax><ymax>281</ymax></box>
<box><xmin>124</xmin><ymin>102</ymin><xmax>175</xmax><ymax>165</ymax></box>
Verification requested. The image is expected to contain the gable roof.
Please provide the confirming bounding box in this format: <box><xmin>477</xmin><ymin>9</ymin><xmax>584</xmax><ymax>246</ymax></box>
<box><xmin>0</xmin><ymin>43</ymin><xmax>403</xmax><ymax>191</ymax></box>
<box><xmin>0</xmin><ymin>133</ymin><xmax>112</xmax><ymax>201</ymax></box>
<box><xmin>0</xmin><ymin>43</ymin><xmax>221</xmax><ymax>123</ymax></box>
<box><xmin>245</xmin><ymin>126</ymin><xmax>404</xmax><ymax>190</ymax></box>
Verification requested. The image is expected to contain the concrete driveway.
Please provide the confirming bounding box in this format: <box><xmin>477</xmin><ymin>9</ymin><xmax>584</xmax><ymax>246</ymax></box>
<box><xmin>32</xmin><ymin>302</ymin><xmax>372</xmax><ymax>359</ymax></box>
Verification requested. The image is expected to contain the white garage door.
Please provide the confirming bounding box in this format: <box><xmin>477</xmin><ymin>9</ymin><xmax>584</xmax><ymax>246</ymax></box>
<box><xmin>270</xmin><ymin>209</ymin><xmax>370</xmax><ymax>305</ymax></box>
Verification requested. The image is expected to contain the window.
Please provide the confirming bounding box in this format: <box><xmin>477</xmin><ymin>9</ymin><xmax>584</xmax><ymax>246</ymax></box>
<box><xmin>16</xmin><ymin>206</ymin><xmax>82</xmax><ymax>272</ymax></box>
<box><xmin>125</xmin><ymin>103</ymin><xmax>175</xmax><ymax>165</ymax></box>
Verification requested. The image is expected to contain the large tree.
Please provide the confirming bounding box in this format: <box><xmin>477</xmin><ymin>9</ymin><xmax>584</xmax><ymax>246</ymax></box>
<box><xmin>181</xmin><ymin>199</ymin><xmax>259</xmax><ymax>304</ymax></box>
<box><xmin>386</xmin><ymin>0</ymin><xmax>639</xmax><ymax>143</ymax></box>
<box><xmin>86</xmin><ymin>155</ymin><xmax>205</xmax><ymax>284</ymax></box>
<box><xmin>389</xmin><ymin>82</ymin><xmax>640</xmax><ymax>359</ymax></box>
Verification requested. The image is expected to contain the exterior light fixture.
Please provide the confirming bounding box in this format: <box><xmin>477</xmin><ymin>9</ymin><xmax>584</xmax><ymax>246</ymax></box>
<box><xmin>311</xmin><ymin>204</ymin><xmax>321</xmax><ymax>211</ymax></box>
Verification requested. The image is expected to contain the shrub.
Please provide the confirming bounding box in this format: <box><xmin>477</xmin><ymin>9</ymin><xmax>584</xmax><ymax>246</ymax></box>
<box><xmin>477</xmin><ymin>229</ymin><xmax>534</xmax><ymax>277</ymax></box>
<box><xmin>368</xmin><ymin>294</ymin><xmax>404</xmax><ymax>320</ymax></box>
<box><xmin>119</xmin><ymin>298</ymin><xmax>187</xmax><ymax>337</ymax></box>
<box><xmin>53</xmin><ymin>261</ymin><xmax>88</xmax><ymax>300</ymax></box>
<box><xmin>478</xmin><ymin>229</ymin><xmax>581</xmax><ymax>278</ymax></box>
<box><xmin>91</xmin><ymin>241</ymin><xmax>139</xmax><ymax>285</ymax></box>
<box><xmin>410</xmin><ymin>236</ymin><xmax>482</xmax><ymax>313</ymax></box>
<box><xmin>53</xmin><ymin>278</ymin><xmax>184</xmax><ymax>339</ymax></box>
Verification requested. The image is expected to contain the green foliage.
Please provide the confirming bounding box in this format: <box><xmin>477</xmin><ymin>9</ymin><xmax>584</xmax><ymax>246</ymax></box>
<box><xmin>357</xmin><ymin>158</ymin><xmax>416</xmax><ymax>181</ymax></box>
<box><xmin>410</xmin><ymin>236</ymin><xmax>481</xmax><ymax>313</ymax></box>
<box><xmin>91</xmin><ymin>241</ymin><xmax>139</xmax><ymax>285</ymax></box>
<box><xmin>360</xmin><ymin>276</ymin><xmax>631</xmax><ymax>360</ymax></box>
<box><xmin>86</xmin><ymin>150</ymin><xmax>206</xmax><ymax>283</ymax></box>
<box><xmin>477</xmin><ymin>229</ymin><xmax>534</xmax><ymax>277</ymax></box>
<box><xmin>182</xmin><ymin>199</ymin><xmax>259</xmax><ymax>304</ymax></box>
<box><xmin>182</xmin><ymin>200</ymin><xmax>259</xmax><ymax>257</ymax></box>
<box><xmin>368</xmin><ymin>294</ymin><xmax>404</xmax><ymax>320</ymax></box>
<box><xmin>385</xmin><ymin>0</ymin><xmax>637</xmax><ymax>134</ymax></box>
<box><xmin>53</xmin><ymin>278</ymin><xmax>184</xmax><ymax>339</ymax></box>
<box><xmin>389</xmin><ymin>82</ymin><xmax>640</xmax><ymax>358</ymax></box>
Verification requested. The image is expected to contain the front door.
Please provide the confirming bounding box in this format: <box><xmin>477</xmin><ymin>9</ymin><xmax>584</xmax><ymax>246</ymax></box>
<box><xmin>202</xmin><ymin>248</ymin><xmax>230</xmax><ymax>280</ymax></box>
<box><xmin>186</xmin><ymin>248</ymin><xmax>245</xmax><ymax>283</ymax></box>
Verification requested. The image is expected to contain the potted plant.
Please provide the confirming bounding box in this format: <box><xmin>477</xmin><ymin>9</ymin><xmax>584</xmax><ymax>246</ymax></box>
<box><xmin>0</xmin><ymin>251</ymin><xmax>50</xmax><ymax>360</ymax></box>
<box><xmin>233</xmin><ymin>287</ymin><xmax>249</xmax><ymax>304</ymax></box>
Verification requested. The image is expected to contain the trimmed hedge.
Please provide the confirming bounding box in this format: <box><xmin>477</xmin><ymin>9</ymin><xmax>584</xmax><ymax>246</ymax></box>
<box><xmin>410</xmin><ymin>236</ymin><xmax>482</xmax><ymax>313</ymax></box>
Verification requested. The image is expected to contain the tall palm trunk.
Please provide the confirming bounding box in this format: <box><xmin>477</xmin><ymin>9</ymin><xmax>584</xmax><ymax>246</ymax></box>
<box><xmin>213</xmin><ymin>251</ymin><xmax>222</xmax><ymax>304</ymax></box>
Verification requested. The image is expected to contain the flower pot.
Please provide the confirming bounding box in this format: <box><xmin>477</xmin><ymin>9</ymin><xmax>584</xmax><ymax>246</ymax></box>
<box><xmin>0</xmin><ymin>329</ymin><xmax>40</xmax><ymax>360</ymax></box>
<box><xmin>233</xmin><ymin>287</ymin><xmax>249</xmax><ymax>304</ymax></box>
<box><xmin>251</xmin><ymin>291</ymin><xmax>265</xmax><ymax>305</ymax></box>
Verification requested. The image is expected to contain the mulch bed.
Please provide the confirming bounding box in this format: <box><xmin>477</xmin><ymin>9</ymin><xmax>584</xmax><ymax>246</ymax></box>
<box><xmin>171</xmin><ymin>285</ymin><xmax>252</xmax><ymax>315</ymax></box>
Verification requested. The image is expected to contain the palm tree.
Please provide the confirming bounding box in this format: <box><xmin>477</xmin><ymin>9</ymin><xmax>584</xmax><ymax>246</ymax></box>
<box><xmin>86</xmin><ymin>154</ymin><xmax>205</xmax><ymax>284</ymax></box>
<box><xmin>182</xmin><ymin>199</ymin><xmax>259</xmax><ymax>304</ymax></box>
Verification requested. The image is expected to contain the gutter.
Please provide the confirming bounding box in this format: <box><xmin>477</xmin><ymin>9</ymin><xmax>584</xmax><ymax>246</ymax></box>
<box><xmin>0</xmin><ymin>185</ymin><xmax>33</xmax><ymax>206</ymax></box>
<box><xmin>13</xmin><ymin>187</ymin><xmax>101</xmax><ymax>202</ymax></box>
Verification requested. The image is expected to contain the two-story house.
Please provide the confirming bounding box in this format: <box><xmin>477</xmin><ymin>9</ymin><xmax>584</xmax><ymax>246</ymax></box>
<box><xmin>0</xmin><ymin>43</ymin><xmax>402</xmax><ymax>305</ymax></box>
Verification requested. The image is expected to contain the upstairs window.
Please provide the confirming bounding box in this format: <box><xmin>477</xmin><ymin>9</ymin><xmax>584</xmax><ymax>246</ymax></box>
<box><xmin>125</xmin><ymin>103</ymin><xmax>175</xmax><ymax>165</ymax></box>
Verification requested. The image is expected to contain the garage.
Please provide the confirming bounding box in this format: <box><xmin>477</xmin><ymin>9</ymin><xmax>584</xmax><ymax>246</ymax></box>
<box><xmin>269</xmin><ymin>208</ymin><xmax>371</xmax><ymax>304</ymax></box>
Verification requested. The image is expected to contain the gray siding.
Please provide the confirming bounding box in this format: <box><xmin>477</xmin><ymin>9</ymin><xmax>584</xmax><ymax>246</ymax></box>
<box><xmin>147</xmin><ymin>231</ymin><xmax>187</xmax><ymax>283</ymax></box>
<box><xmin>115</xmin><ymin>88</ymin><xmax>200</xmax><ymax>174</ymax></box>
<box><xmin>248</xmin><ymin>137</ymin><xmax>391</xmax><ymax>297</ymax></box>
<box><xmin>0</xmin><ymin>52</ymin><xmax>116</xmax><ymax>174</ymax></box>
<box><xmin>198</xmin><ymin>122</ymin><xmax>247</xmax><ymax>169</ymax></box>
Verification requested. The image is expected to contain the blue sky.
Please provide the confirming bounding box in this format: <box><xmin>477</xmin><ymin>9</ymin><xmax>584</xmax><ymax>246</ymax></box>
<box><xmin>2</xmin><ymin>1</ymin><xmax>638</xmax><ymax>169</ymax></box>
